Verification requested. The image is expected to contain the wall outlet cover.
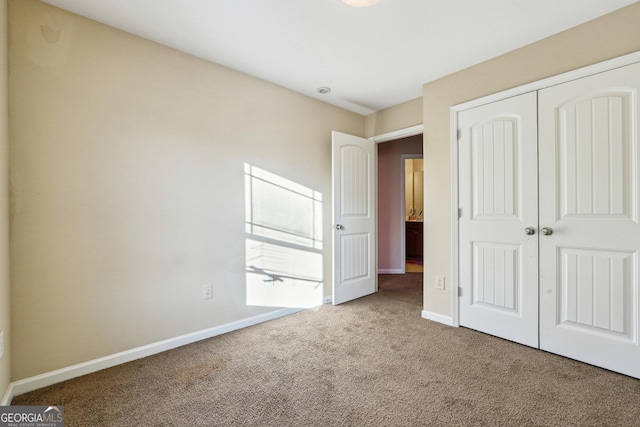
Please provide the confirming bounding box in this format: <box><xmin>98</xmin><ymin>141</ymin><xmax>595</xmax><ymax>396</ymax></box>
<box><xmin>202</xmin><ymin>284</ymin><xmax>213</xmax><ymax>300</ymax></box>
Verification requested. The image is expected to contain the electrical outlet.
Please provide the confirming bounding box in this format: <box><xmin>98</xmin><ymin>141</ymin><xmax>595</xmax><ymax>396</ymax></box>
<box><xmin>436</xmin><ymin>277</ymin><xmax>445</xmax><ymax>290</ymax></box>
<box><xmin>0</xmin><ymin>330</ymin><xmax>4</xmax><ymax>359</ymax></box>
<box><xmin>202</xmin><ymin>284</ymin><xmax>213</xmax><ymax>300</ymax></box>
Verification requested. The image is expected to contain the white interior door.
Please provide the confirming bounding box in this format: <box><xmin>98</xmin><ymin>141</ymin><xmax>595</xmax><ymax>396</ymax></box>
<box><xmin>332</xmin><ymin>131</ymin><xmax>377</xmax><ymax>305</ymax></box>
<box><xmin>539</xmin><ymin>62</ymin><xmax>640</xmax><ymax>378</ymax></box>
<box><xmin>458</xmin><ymin>92</ymin><xmax>539</xmax><ymax>347</ymax></box>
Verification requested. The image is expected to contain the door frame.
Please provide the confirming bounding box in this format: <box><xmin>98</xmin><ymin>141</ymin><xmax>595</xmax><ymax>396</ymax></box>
<box><xmin>371</xmin><ymin>125</ymin><xmax>424</xmax><ymax>276</ymax></box>
<box><xmin>450</xmin><ymin>50</ymin><xmax>640</xmax><ymax>328</ymax></box>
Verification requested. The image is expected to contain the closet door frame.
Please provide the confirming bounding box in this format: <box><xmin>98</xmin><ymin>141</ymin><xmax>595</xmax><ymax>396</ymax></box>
<box><xmin>450</xmin><ymin>50</ymin><xmax>640</xmax><ymax>327</ymax></box>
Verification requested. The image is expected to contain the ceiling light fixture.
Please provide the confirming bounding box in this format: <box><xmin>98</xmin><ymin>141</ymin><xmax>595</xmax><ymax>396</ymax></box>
<box><xmin>341</xmin><ymin>0</ymin><xmax>381</xmax><ymax>7</ymax></box>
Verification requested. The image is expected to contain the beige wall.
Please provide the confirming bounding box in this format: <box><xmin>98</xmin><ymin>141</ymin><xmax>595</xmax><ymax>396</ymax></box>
<box><xmin>0</xmin><ymin>0</ymin><xmax>10</xmax><ymax>400</ymax></box>
<box><xmin>422</xmin><ymin>2</ymin><xmax>640</xmax><ymax>316</ymax></box>
<box><xmin>377</xmin><ymin>135</ymin><xmax>422</xmax><ymax>272</ymax></box>
<box><xmin>365</xmin><ymin>97</ymin><xmax>422</xmax><ymax>137</ymax></box>
<box><xmin>9</xmin><ymin>0</ymin><xmax>364</xmax><ymax>380</ymax></box>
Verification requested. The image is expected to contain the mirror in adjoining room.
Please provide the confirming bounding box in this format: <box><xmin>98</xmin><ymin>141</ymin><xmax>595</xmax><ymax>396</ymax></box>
<box><xmin>405</xmin><ymin>158</ymin><xmax>424</xmax><ymax>221</ymax></box>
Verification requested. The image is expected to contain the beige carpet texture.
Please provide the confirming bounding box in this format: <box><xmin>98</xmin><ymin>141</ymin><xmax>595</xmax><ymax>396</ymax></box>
<box><xmin>12</xmin><ymin>273</ymin><xmax>640</xmax><ymax>426</ymax></box>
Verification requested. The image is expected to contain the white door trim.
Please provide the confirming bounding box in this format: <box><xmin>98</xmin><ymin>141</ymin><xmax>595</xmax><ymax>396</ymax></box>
<box><xmin>451</xmin><ymin>109</ymin><xmax>461</xmax><ymax>327</ymax></box>
<box><xmin>371</xmin><ymin>124</ymin><xmax>423</xmax><ymax>143</ymax></box>
<box><xmin>450</xmin><ymin>50</ymin><xmax>640</xmax><ymax>329</ymax></box>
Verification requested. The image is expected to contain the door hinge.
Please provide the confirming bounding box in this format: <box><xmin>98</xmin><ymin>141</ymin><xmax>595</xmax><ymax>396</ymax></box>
<box><xmin>458</xmin><ymin>287</ymin><xmax>462</xmax><ymax>297</ymax></box>
<box><xmin>457</xmin><ymin>129</ymin><xmax>462</xmax><ymax>140</ymax></box>
<box><xmin>458</xmin><ymin>208</ymin><xmax>462</xmax><ymax>218</ymax></box>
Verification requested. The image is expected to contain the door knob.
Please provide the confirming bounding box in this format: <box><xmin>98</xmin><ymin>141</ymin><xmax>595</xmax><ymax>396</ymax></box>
<box><xmin>524</xmin><ymin>227</ymin><xmax>535</xmax><ymax>236</ymax></box>
<box><xmin>335</xmin><ymin>224</ymin><xmax>345</xmax><ymax>231</ymax></box>
<box><xmin>541</xmin><ymin>227</ymin><xmax>553</xmax><ymax>236</ymax></box>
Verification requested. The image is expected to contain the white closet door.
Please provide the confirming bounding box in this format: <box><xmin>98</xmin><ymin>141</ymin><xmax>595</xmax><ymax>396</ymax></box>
<box><xmin>539</xmin><ymin>62</ymin><xmax>640</xmax><ymax>378</ymax></box>
<box><xmin>458</xmin><ymin>92</ymin><xmax>539</xmax><ymax>347</ymax></box>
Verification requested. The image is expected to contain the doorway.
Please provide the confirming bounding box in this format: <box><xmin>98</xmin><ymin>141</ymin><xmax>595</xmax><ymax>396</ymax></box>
<box><xmin>330</xmin><ymin>126</ymin><xmax>423</xmax><ymax>306</ymax></box>
<box><xmin>376</xmin><ymin>133</ymin><xmax>423</xmax><ymax>277</ymax></box>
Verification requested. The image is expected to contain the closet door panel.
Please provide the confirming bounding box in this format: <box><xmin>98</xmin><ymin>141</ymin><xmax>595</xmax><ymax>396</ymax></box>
<box><xmin>458</xmin><ymin>91</ymin><xmax>539</xmax><ymax>348</ymax></box>
<box><xmin>539</xmin><ymin>61</ymin><xmax>640</xmax><ymax>379</ymax></box>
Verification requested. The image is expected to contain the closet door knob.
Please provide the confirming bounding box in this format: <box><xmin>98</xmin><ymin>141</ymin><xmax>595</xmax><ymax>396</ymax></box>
<box><xmin>335</xmin><ymin>224</ymin><xmax>345</xmax><ymax>231</ymax></box>
<box><xmin>541</xmin><ymin>227</ymin><xmax>553</xmax><ymax>236</ymax></box>
<box><xmin>524</xmin><ymin>227</ymin><xmax>535</xmax><ymax>235</ymax></box>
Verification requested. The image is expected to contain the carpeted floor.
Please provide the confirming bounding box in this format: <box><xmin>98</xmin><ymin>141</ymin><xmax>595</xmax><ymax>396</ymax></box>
<box><xmin>378</xmin><ymin>271</ymin><xmax>423</xmax><ymax>304</ymax></box>
<box><xmin>12</xmin><ymin>273</ymin><xmax>640</xmax><ymax>426</ymax></box>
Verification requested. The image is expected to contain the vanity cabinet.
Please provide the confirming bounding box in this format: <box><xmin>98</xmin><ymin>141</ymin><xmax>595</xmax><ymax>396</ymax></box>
<box><xmin>405</xmin><ymin>221</ymin><xmax>423</xmax><ymax>260</ymax></box>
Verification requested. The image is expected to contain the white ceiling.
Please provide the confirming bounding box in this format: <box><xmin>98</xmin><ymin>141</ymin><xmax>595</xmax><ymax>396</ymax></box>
<box><xmin>40</xmin><ymin>0</ymin><xmax>639</xmax><ymax>115</ymax></box>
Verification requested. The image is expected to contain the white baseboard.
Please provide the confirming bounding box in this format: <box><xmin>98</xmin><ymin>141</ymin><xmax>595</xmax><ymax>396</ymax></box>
<box><xmin>1</xmin><ymin>383</ymin><xmax>13</xmax><ymax>406</ymax></box>
<box><xmin>9</xmin><ymin>307</ymin><xmax>302</xmax><ymax>399</ymax></box>
<box><xmin>378</xmin><ymin>269</ymin><xmax>404</xmax><ymax>274</ymax></box>
<box><xmin>421</xmin><ymin>310</ymin><xmax>455</xmax><ymax>326</ymax></box>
